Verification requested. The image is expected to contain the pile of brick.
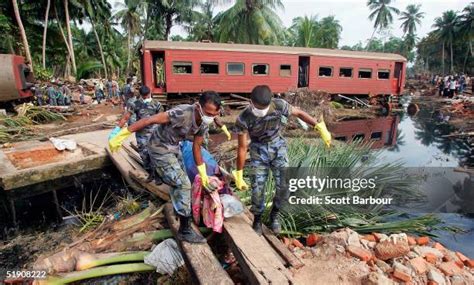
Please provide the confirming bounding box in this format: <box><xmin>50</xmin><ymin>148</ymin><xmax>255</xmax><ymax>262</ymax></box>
<box><xmin>283</xmin><ymin>228</ymin><xmax>474</xmax><ymax>284</ymax></box>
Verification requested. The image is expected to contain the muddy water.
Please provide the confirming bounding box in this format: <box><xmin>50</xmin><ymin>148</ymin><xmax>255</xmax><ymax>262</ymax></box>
<box><xmin>332</xmin><ymin>95</ymin><xmax>474</xmax><ymax>257</ymax></box>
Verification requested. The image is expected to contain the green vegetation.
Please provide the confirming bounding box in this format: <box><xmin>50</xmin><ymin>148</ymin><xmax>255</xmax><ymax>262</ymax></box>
<box><xmin>0</xmin><ymin>1</ymin><xmax>471</xmax><ymax>78</ymax></box>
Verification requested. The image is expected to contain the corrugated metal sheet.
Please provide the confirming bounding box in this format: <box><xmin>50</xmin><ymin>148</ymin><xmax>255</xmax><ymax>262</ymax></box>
<box><xmin>143</xmin><ymin>41</ymin><xmax>407</xmax><ymax>62</ymax></box>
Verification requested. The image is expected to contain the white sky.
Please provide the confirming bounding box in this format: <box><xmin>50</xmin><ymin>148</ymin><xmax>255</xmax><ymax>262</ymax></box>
<box><xmin>111</xmin><ymin>0</ymin><xmax>469</xmax><ymax>47</ymax></box>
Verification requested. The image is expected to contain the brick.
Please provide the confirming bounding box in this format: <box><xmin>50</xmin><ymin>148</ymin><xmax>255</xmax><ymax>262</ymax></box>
<box><xmin>454</xmin><ymin>259</ymin><xmax>464</xmax><ymax>269</ymax></box>
<box><xmin>425</xmin><ymin>253</ymin><xmax>438</xmax><ymax>264</ymax></box>
<box><xmin>407</xmin><ymin>236</ymin><xmax>417</xmax><ymax>246</ymax></box>
<box><xmin>375</xmin><ymin>240</ymin><xmax>410</xmax><ymax>260</ymax></box>
<box><xmin>282</xmin><ymin>237</ymin><xmax>290</xmax><ymax>246</ymax></box>
<box><xmin>428</xmin><ymin>269</ymin><xmax>446</xmax><ymax>285</ymax></box>
<box><xmin>427</xmin><ymin>281</ymin><xmax>439</xmax><ymax>285</ymax></box>
<box><xmin>417</xmin><ymin>236</ymin><xmax>430</xmax><ymax>245</ymax></box>
<box><xmin>409</xmin><ymin>257</ymin><xmax>428</xmax><ymax>274</ymax></box>
<box><xmin>362</xmin><ymin>234</ymin><xmax>377</xmax><ymax>242</ymax></box>
<box><xmin>393</xmin><ymin>269</ymin><xmax>412</xmax><ymax>282</ymax></box>
<box><xmin>465</xmin><ymin>259</ymin><xmax>474</xmax><ymax>268</ymax></box>
<box><xmin>438</xmin><ymin>261</ymin><xmax>462</xmax><ymax>276</ymax></box>
<box><xmin>433</xmin><ymin>242</ymin><xmax>446</xmax><ymax>252</ymax></box>
<box><xmin>347</xmin><ymin>245</ymin><xmax>373</xmax><ymax>262</ymax></box>
<box><xmin>373</xmin><ymin>233</ymin><xmax>388</xmax><ymax>242</ymax></box>
<box><xmin>306</xmin><ymin>233</ymin><xmax>322</xmax><ymax>247</ymax></box>
<box><xmin>455</xmin><ymin>252</ymin><xmax>468</xmax><ymax>263</ymax></box>
<box><xmin>292</xmin><ymin>238</ymin><xmax>304</xmax><ymax>249</ymax></box>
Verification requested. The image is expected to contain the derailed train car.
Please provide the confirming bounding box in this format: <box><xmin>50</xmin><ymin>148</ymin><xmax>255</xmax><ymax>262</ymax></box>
<box><xmin>140</xmin><ymin>41</ymin><xmax>406</xmax><ymax>103</ymax></box>
<box><xmin>0</xmin><ymin>54</ymin><xmax>34</xmax><ymax>103</ymax></box>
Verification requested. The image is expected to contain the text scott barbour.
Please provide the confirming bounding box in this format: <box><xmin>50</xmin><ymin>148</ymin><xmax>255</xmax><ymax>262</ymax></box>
<box><xmin>287</xmin><ymin>176</ymin><xmax>393</xmax><ymax>206</ymax></box>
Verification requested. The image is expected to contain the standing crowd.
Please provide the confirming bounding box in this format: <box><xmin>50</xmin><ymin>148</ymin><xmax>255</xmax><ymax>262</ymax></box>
<box><xmin>431</xmin><ymin>74</ymin><xmax>472</xmax><ymax>98</ymax></box>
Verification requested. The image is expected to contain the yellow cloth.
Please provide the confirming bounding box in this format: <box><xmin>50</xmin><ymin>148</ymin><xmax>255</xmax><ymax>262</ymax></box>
<box><xmin>221</xmin><ymin>125</ymin><xmax>231</xmax><ymax>141</ymax></box>
<box><xmin>232</xmin><ymin>169</ymin><xmax>248</xmax><ymax>191</ymax></box>
<box><xmin>109</xmin><ymin>127</ymin><xmax>132</xmax><ymax>152</ymax></box>
<box><xmin>314</xmin><ymin>119</ymin><xmax>331</xmax><ymax>147</ymax></box>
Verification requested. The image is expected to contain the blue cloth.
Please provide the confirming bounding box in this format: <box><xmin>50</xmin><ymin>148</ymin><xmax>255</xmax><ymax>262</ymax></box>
<box><xmin>108</xmin><ymin>126</ymin><xmax>121</xmax><ymax>140</ymax></box>
<box><xmin>180</xmin><ymin>140</ymin><xmax>219</xmax><ymax>182</ymax></box>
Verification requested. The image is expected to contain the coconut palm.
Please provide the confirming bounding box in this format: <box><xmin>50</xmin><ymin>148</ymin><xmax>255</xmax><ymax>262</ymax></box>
<box><xmin>11</xmin><ymin>0</ymin><xmax>33</xmax><ymax>72</ymax></box>
<box><xmin>367</xmin><ymin>0</ymin><xmax>400</xmax><ymax>46</ymax></box>
<box><xmin>399</xmin><ymin>4</ymin><xmax>424</xmax><ymax>36</ymax></box>
<box><xmin>114</xmin><ymin>0</ymin><xmax>142</xmax><ymax>74</ymax></box>
<box><xmin>288</xmin><ymin>15</ymin><xmax>319</xmax><ymax>47</ymax></box>
<box><xmin>433</xmin><ymin>10</ymin><xmax>458</xmax><ymax>74</ymax></box>
<box><xmin>457</xmin><ymin>2</ymin><xmax>473</xmax><ymax>70</ymax></box>
<box><xmin>214</xmin><ymin>0</ymin><xmax>285</xmax><ymax>45</ymax></box>
<box><xmin>185</xmin><ymin>0</ymin><xmax>216</xmax><ymax>41</ymax></box>
<box><xmin>317</xmin><ymin>15</ymin><xmax>342</xmax><ymax>48</ymax></box>
<box><xmin>42</xmin><ymin>0</ymin><xmax>51</xmax><ymax>69</ymax></box>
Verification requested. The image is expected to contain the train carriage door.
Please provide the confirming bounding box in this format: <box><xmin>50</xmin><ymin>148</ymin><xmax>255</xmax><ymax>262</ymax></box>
<box><xmin>298</xmin><ymin>56</ymin><xmax>310</xmax><ymax>88</ymax></box>
<box><xmin>152</xmin><ymin>51</ymin><xmax>166</xmax><ymax>89</ymax></box>
<box><xmin>393</xmin><ymin>62</ymin><xmax>403</xmax><ymax>94</ymax></box>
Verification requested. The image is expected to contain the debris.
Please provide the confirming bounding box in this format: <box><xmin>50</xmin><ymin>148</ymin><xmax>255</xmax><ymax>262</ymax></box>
<box><xmin>374</xmin><ymin>239</ymin><xmax>410</xmax><ymax>260</ymax></box>
<box><xmin>144</xmin><ymin>239</ymin><xmax>184</xmax><ymax>275</ymax></box>
<box><xmin>49</xmin><ymin>137</ymin><xmax>77</xmax><ymax>151</ymax></box>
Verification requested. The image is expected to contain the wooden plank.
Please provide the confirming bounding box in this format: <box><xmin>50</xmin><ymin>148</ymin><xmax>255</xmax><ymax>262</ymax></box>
<box><xmin>129</xmin><ymin>169</ymin><xmax>170</xmax><ymax>201</ymax></box>
<box><xmin>106</xmin><ymin>147</ymin><xmax>143</xmax><ymax>192</ymax></box>
<box><xmin>243</xmin><ymin>209</ymin><xmax>304</xmax><ymax>269</ymax></box>
<box><xmin>164</xmin><ymin>203</ymin><xmax>234</xmax><ymax>285</ymax></box>
<box><xmin>223</xmin><ymin>213</ymin><xmax>293</xmax><ymax>285</ymax></box>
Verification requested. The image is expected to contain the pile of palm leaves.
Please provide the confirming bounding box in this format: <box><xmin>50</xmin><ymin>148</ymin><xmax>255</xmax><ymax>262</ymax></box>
<box><xmin>237</xmin><ymin>138</ymin><xmax>450</xmax><ymax>237</ymax></box>
<box><xmin>0</xmin><ymin>104</ymin><xmax>65</xmax><ymax>144</ymax></box>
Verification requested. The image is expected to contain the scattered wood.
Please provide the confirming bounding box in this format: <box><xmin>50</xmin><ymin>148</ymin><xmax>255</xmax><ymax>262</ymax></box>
<box><xmin>223</xmin><ymin>213</ymin><xmax>293</xmax><ymax>284</ymax></box>
<box><xmin>163</xmin><ymin>203</ymin><xmax>234</xmax><ymax>285</ymax></box>
<box><xmin>92</xmin><ymin>114</ymin><xmax>104</xmax><ymax>122</ymax></box>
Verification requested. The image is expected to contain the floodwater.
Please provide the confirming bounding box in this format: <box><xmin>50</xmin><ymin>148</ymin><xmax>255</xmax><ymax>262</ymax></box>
<box><xmin>332</xmin><ymin>95</ymin><xmax>474</xmax><ymax>257</ymax></box>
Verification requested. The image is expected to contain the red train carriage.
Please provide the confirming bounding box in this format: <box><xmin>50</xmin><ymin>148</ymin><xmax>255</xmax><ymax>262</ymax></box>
<box><xmin>140</xmin><ymin>41</ymin><xmax>406</xmax><ymax>103</ymax></box>
<box><xmin>0</xmin><ymin>54</ymin><xmax>34</xmax><ymax>103</ymax></box>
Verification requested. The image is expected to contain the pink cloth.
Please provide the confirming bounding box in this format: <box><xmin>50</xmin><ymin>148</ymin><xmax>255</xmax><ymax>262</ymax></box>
<box><xmin>192</xmin><ymin>176</ymin><xmax>224</xmax><ymax>233</ymax></box>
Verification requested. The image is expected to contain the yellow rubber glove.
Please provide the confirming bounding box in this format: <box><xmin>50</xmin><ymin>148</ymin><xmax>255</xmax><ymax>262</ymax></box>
<box><xmin>109</xmin><ymin>127</ymin><xmax>132</xmax><ymax>152</ymax></box>
<box><xmin>314</xmin><ymin>118</ymin><xmax>332</xmax><ymax>147</ymax></box>
<box><xmin>221</xmin><ymin>125</ymin><xmax>231</xmax><ymax>141</ymax></box>
<box><xmin>232</xmin><ymin>169</ymin><xmax>249</xmax><ymax>191</ymax></box>
<box><xmin>197</xmin><ymin>163</ymin><xmax>216</xmax><ymax>191</ymax></box>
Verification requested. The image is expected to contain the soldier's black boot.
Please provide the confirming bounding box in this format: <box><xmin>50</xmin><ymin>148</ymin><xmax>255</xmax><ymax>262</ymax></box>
<box><xmin>252</xmin><ymin>214</ymin><xmax>263</xmax><ymax>236</ymax></box>
<box><xmin>270</xmin><ymin>207</ymin><xmax>281</xmax><ymax>234</ymax></box>
<box><xmin>177</xmin><ymin>215</ymin><xmax>206</xmax><ymax>243</ymax></box>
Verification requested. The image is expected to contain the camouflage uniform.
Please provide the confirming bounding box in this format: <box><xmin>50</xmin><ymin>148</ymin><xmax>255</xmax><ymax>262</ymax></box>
<box><xmin>148</xmin><ymin>104</ymin><xmax>208</xmax><ymax>216</ymax></box>
<box><xmin>47</xmin><ymin>86</ymin><xmax>57</xmax><ymax>106</ymax></box>
<box><xmin>126</xmin><ymin>97</ymin><xmax>162</xmax><ymax>178</ymax></box>
<box><xmin>235</xmin><ymin>98</ymin><xmax>292</xmax><ymax>215</ymax></box>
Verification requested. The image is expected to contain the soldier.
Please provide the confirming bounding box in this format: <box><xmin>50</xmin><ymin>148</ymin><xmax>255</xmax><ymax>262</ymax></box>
<box><xmin>32</xmin><ymin>84</ymin><xmax>42</xmax><ymax>106</ymax></box>
<box><xmin>109</xmin><ymin>91</ymin><xmax>226</xmax><ymax>243</ymax></box>
<box><xmin>56</xmin><ymin>83</ymin><xmax>65</xmax><ymax>106</ymax></box>
<box><xmin>232</xmin><ymin>85</ymin><xmax>331</xmax><ymax>235</ymax></box>
<box><xmin>62</xmin><ymin>84</ymin><xmax>71</xmax><ymax>105</ymax></box>
<box><xmin>78</xmin><ymin>83</ymin><xmax>85</xmax><ymax>104</ymax></box>
<box><xmin>47</xmin><ymin>83</ymin><xmax>57</xmax><ymax>106</ymax></box>
<box><xmin>122</xmin><ymin>78</ymin><xmax>133</xmax><ymax>107</ymax></box>
<box><xmin>110</xmin><ymin>85</ymin><xmax>162</xmax><ymax>182</ymax></box>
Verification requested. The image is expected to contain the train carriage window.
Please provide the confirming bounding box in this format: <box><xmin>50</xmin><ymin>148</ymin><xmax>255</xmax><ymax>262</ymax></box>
<box><xmin>358</xmin><ymin>68</ymin><xmax>372</xmax><ymax>79</ymax></box>
<box><xmin>370</xmin><ymin>132</ymin><xmax>383</xmax><ymax>140</ymax></box>
<box><xmin>172</xmin><ymin>61</ymin><xmax>192</xmax><ymax>74</ymax></box>
<box><xmin>319</xmin><ymin>66</ymin><xmax>333</xmax><ymax>77</ymax></box>
<box><xmin>280</xmin><ymin>64</ymin><xmax>291</xmax><ymax>76</ymax></box>
<box><xmin>227</xmin><ymin>63</ymin><xmax>244</xmax><ymax>75</ymax></box>
<box><xmin>377</xmin><ymin>69</ymin><xmax>390</xmax><ymax>79</ymax></box>
<box><xmin>353</xmin><ymin>133</ymin><xmax>365</xmax><ymax>141</ymax></box>
<box><xmin>252</xmin><ymin>64</ymin><xmax>269</xmax><ymax>75</ymax></box>
<box><xmin>339</xmin><ymin>67</ymin><xmax>353</xmax><ymax>78</ymax></box>
<box><xmin>200</xmin><ymin>62</ymin><xmax>219</xmax><ymax>74</ymax></box>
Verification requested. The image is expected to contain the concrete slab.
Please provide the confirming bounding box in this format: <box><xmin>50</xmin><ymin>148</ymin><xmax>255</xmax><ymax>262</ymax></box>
<box><xmin>0</xmin><ymin>129</ymin><xmax>112</xmax><ymax>191</ymax></box>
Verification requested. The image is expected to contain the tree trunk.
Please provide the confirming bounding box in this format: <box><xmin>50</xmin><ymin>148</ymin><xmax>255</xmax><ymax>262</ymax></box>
<box><xmin>127</xmin><ymin>27</ymin><xmax>131</xmax><ymax>75</ymax></box>
<box><xmin>450</xmin><ymin>40</ymin><xmax>454</xmax><ymax>73</ymax></box>
<box><xmin>142</xmin><ymin>4</ymin><xmax>151</xmax><ymax>41</ymax></box>
<box><xmin>442</xmin><ymin>41</ymin><xmax>445</xmax><ymax>75</ymax></box>
<box><xmin>367</xmin><ymin>28</ymin><xmax>377</xmax><ymax>50</ymax></box>
<box><xmin>55</xmin><ymin>7</ymin><xmax>73</xmax><ymax>61</ymax></box>
<box><xmin>463</xmin><ymin>45</ymin><xmax>470</xmax><ymax>72</ymax></box>
<box><xmin>90</xmin><ymin>19</ymin><xmax>108</xmax><ymax>78</ymax></box>
<box><xmin>165</xmin><ymin>13</ymin><xmax>172</xmax><ymax>40</ymax></box>
<box><xmin>12</xmin><ymin>0</ymin><xmax>33</xmax><ymax>73</ymax></box>
<box><xmin>64</xmin><ymin>0</ymin><xmax>76</xmax><ymax>75</ymax></box>
<box><xmin>42</xmin><ymin>0</ymin><xmax>51</xmax><ymax>69</ymax></box>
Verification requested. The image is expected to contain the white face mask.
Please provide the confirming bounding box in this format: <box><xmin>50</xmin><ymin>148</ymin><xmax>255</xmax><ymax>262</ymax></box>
<box><xmin>251</xmin><ymin>104</ymin><xmax>270</xmax><ymax>117</ymax></box>
<box><xmin>198</xmin><ymin>104</ymin><xmax>215</xmax><ymax>125</ymax></box>
<box><xmin>143</xmin><ymin>97</ymin><xmax>152</xmax><ymax>103</ymax></box>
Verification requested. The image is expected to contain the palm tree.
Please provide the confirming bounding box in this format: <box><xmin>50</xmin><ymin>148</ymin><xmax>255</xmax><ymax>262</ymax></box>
<box><xmin>77</xmin><ymin>0</ymin><xmax>112</xmax><ymax>78</ymax></box>
<box><xmin>114</xmin><ymin>0</ymin><xmax>142</xmax><ymax>74</ymax></box>
<box><xmin>186</xmin><ymin>0</ymin><xmax>216</xmax><ymax>41</ymax></box>
<box><xmin>214</xmin><ymin>0</ymin><xmax>285</xmax><ymax>45</ymax></box>
<box><xmin>42</xmin><ymin>0</ymin><xmax>51</xmax><ymax>69</ymax></box>
<box><xmin>150</xmin><ymin>0</ymin><xmax>199</xmax><ymax>41</ymax></box>
<box><xmin>64</xmin><ymin>0</ymin><xmax>77</xmax><ymax>75</ymax></box>
<box><xmin>289</xmin><ymin>15</ymin><xmax>318</xmax><ymax>47</ymax></box>
<box><xmin>317</xmin><ymin>16</ymin><xmax>342</xmax><ymax>48</ymax></box>
<box><xmin>457</xmin><ymin>2</ymin><xmax>473</xmax><ymax>70</ymax></box>
<box><xmin>399</xmin><ymin>4</ymin><xmax>424</xmax><ymax>36</ymax></box>
<box><xmin>367</xmin><ymin>0</ymin><xmax>400</xmax><ymax>46</ymax></box>
<box><xmin>11</xmin><ymin>0</ymin><xmax>33</xmax><ymax>73</ymax></box>
<box><xmin>433</xmin><ymin>10</ymin><xmax>458</xmax><ymax>74</ymax></box>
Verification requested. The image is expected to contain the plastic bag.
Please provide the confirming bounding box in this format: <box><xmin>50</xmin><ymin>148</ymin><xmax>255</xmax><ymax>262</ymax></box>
<box><xmin>49</xmin><ymin>137</ymin><xmax>77</xmax><ymax>151</ymax></box>
<box><xmin>144</xmin><ymin>239</ymin><xmax>184</xmax><ymax>275</ymax></box>
<box><xmin>220</xmin><ymin>194</ymin><xmax>244</xmax><ymax>218</ymax></box>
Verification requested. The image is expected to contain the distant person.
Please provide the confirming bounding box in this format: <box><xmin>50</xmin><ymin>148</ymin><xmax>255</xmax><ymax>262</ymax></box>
<box><xmin>122</xmin><ymin>78</ymin><xmax>133</xmax><ymax>106</ymax></box>
<box><xmin>112</xmin><ymin>79</ymin><xmax>119</xmax><ymax>97</ymax></box>
<box><xmin>62</xmin><ymin>84</ymin><xmax>71</xmax><ymax>105</ymax></box>
<box><xmin>449</xmin><ymin>77</ymin><xmax>456</xmax><ymax>98</ymax></box>
<box><xmin>438</xmin><ymin>79</ymin><xmax>444</xmax><ymax>96</ymax></box>
<box><xmin>47</xmin><ymin>83</ymin><xmax>57</xmax><ymax>106</ymax></box>
<box><xmin>78</xmin><ymin>84</ymin><xmax>85</xmax><ymax>104</ymax></box>
<box><xmin>106</xmin><ymin>78</ymin><xmax>113</xmax><ymax>99</ymax></box>
<box><xmin>56</xmin><ymin>84</ymin><xmax>65</xmax><ymax>105</ymax></box>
